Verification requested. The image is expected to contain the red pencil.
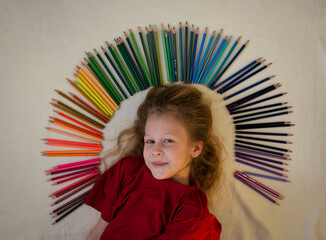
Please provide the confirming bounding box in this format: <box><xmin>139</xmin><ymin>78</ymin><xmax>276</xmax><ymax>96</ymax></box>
<box><xmin>52</xmin><ymin>169</ymin><xmax>100</xmax><ymax>185</ymax></box>
<box><xmin>47</xmin><ymin>167</ymin><xmax>99</xmax><ymax>181</ymax></box>
<box><xmin>49</xmin><ymin>171</ymin><xmax>100</xmax><ymax>198</ymax></box>
<box><xmin>54</xmin><ymin>110</ymin><xmax>103</xmax><ymax>136</ymax></box>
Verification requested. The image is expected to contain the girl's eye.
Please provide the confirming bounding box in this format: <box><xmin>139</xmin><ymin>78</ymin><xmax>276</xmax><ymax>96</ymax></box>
<box><xmin>145</xmin><ymin>140</ymin><xmax>154</xmax><ymax>144</ymax></box>
<box><xmin>164</xmin><ymin>139</ymin><xmax>174</xmax><ymax>143</ymax></box>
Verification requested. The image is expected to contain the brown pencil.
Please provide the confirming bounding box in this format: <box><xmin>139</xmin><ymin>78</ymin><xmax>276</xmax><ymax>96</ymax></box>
<box><xmin>55</xmin><ymin>89</ymin><xmax>108</xmax><ymax>124</ymax></box>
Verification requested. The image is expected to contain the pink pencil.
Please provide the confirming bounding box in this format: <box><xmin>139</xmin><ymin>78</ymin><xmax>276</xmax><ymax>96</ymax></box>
<box><xmin>52</xmin><ymin>169</ymin><xmax>99</xmax><ymax>185</ymax></box>
<box><xmin>45</xmin><ymin>162</ymin><xmax>100</xmax><ymax>175</ymax></box>
<box><xmin>54</xmin><ymin>157</ymin><xmax>101</xmax><ymax>169</ymax></box>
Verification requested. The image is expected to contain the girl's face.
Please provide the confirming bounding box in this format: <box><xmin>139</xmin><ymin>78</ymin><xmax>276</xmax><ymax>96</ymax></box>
<box><xmin>143</xmin><ymin>113</ymin><xmax>202</xmax><ymax>185</ymax></box>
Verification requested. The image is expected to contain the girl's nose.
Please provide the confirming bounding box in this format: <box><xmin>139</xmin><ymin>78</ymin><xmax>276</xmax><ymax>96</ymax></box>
<box><xmin>152</xmin><ymin>146</ymin><xmax>164</xmax><ymax>156</ymax></box>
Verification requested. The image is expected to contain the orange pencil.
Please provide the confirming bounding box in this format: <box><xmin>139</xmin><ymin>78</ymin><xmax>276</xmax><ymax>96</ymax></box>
<box><xmin>49</xmin><ymin>120</ymin><xmax>103</xmax><ymax>141</ymax></box>
<box><xmin>49</xmin><ymin>117</ymin><xmax>103</xmax><ymax>140</ymax></box>
<box><xmin>43</xmin><ymin>138</ymin><xmax>101</xmax><ymax>147</ymax></box>
<box><xmin>45</xmin><ymin>127</ymin><xmax>101</xmax><ymax>144</ymax></box>
<box><xmin>45</xmin><ymin>142</ymin><xmax>102</xmax><ymax>150</ymax></box>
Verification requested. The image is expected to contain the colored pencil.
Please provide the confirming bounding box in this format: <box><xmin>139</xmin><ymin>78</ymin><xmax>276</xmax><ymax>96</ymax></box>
<box><xmin>49</xmin><ymin>172</ymin><xmax>100</xmax><ymax>198</ymax></box>
<box><xmin>235</xmin><ymin>171</ymin><xmax>284</xmax><ymax>199</ymax></box>
<box><xmin>235</xmin><ymin>139</ymin><xmax>292</xmax><ymax>153</ymax></box>
<box><xmin>45</xmin><ymin>127</ymin><xmax>100</xmax><ymax>144</ymax></box>
<box><xmin>231</xmin><ymin>102</ymin><xmax>288</xmax><ymax>115</ymax></box>
<box><xmin>227</xmin><ymin>83</ymin><xmax>282</xmax><ymax>110</ymax></box>
<box><xmin>236</xmin><ymin>135</ymin><xmax>292</xmax><ymax>144</ymax></box>
<box><xmin>208</xmin><ymin>36</ymin><xmax>241</xmax><ymax>88</ymax></box>
<box><xmin>235</xmin><ymin>147</ymin><xmax>290</xmax><ymax>160</ymax></box>
<box><xmin>236</xmin><ymin>153</ymin><xmax>288</xmax><ymax>172</ymax></box>
<box><xmin>233</xmin><ymin>111</ymin><xmax>292</xmax><ymax>124</ymax></box>
<box><xmin>51</xmin><ymin>179</ymin><xmax>96</xmax><ymax>205</ymax></box>
<box><xmin>234</xmin><ymin>174</ymin><xmax>280</xmax><ymax>205</ymax></box>
<box><xmin>41</xmin><ymin>150</ymin><xmax>100</xmax><ymax>157</ymax></box>
<box><xmin>52</xmin><ymin>169</ymin><xmax>100</xmax><ymax>185</ymax></box>
<box><xmin>235</xmin><ymin>143</ymin><xmax>290</xmax><ymax>157</ymax></box>
<box><xmin>52</xmin><ymin>201</ymin><xmax>84</xmax><ymax>225</ymax></box>
<box><xmin>243</xmin><ymin>171</ymin><xmax>291</xmax><ymax>182</ymax></box>
<box><xmin>236</xmin><ymin>159</ymin><xmax>288</xmax><ymax>177</ymax></box>
<box><xmin>235</xmin><ymin>151</ymin><xmax>288</xmax><ymax>165</ymax></box>
<box><xmin>54</xmin><ymin>158</ymin><xmax>101</xmax><ymax>169</ymax></box>
<box><xmin>46</xmin><ymin>162</ymin><xmax>100</xmax><ymax>175</ymax></box>
<box><xmin>213</xmin><ymin>40</ymin><xmax>249</xmax><ymax>83</ymax></box>
<box><xmin>195</xmin><ymin>30</ymin><xmax>216</xmax><ymax>83</ymax></box>
<box><xmin>47</xmin><ymin>167</ymin><xmax>99</xmax><ymax>182</ymax></box>
<box><xmin>235</xmin><ymin>121</ymin><xmax>294</xmax><ymax>130</ymax></box>
<box><xmin>49</xmin><ymin>117</ymin><xmax>103</xmax><ymax>140</ymax></box>
<box><xmin>235</xmin><ymin>131</ymin><xmax>293</xmax><ymax>137</ymax></box>
<box><xmin>192</xmin><ymin>27</ymin><xmax>207</xmax><ymax>83</ymax></box>
<box><xmin>51</xmin><ymin>190</ymin><xmax>90</xmax><ymax>215</ymax></box>
<box><xmin>223</xmin><ymin>75</ymin><xmax>274</xmax><ymax>100</ymax></box>
<box><xmin>233</xmin><ymin>106</ymin><xmax>292</xmax><ymax>120</ymax></box>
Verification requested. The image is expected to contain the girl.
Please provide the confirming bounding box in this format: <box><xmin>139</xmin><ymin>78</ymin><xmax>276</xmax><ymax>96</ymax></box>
<box><xmin>85</xmin><ymin>83</ymin><xmax>224</xmax><ymax>239</ymax></box>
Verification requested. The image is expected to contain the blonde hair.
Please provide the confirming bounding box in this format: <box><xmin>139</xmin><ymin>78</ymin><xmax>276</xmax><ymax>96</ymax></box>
<box><xmin>104</xmin><ymin>83</ymin><xmax>224</xmax><ymax>194</ymax></box>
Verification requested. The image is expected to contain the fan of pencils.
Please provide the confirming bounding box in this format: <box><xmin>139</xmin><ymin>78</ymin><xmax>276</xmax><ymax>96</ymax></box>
<box><xmin>42</xmin><ymin>22</ymin><xmax>293</xmax><ymax>224</ymax></box>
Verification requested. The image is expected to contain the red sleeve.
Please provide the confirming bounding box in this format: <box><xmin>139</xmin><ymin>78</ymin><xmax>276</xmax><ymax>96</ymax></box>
<box><xmin>84</xmin><ymin>156</ymin><xmax>144</xmax><ymax>222</ymax></box>
<box><xmin>157</xmin><ymin>196</ymin><xmax>221</xmax><ymax>240</ymax></box>
<box><xmin>84</xmin><ymin>159</ymin><xmax>122</xmax><ymax>222</ymax></box>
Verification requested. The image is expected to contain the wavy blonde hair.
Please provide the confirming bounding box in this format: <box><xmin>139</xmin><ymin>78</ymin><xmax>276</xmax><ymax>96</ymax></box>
<box><xmin>104</xmin><ymin>83</ymin><xmax>224</xmax><ymax>195</ymax></box>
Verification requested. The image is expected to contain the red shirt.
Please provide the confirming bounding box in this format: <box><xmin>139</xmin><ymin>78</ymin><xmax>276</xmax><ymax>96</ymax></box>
<box><xmin>84</xmin><ymin>156</ymin><xmax>221</xmax><ymax>239</ymax></box>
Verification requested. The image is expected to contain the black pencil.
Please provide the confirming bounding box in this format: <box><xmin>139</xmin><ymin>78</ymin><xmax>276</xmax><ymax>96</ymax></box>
<box><xmin>236</xmin><ymin>135</ymin><xmax>292</xmax><ymax>144</ymax></box>
<box><xmin>235</xmin><ymin>131</ymin><xmax>293</xmax><ymax>137</ymax></box>
<box><xmin>227</xmin><ymin>83</ymin><xmax>282</xmax><ymax>110</ymax></box>
<box><xmin>235</xmin><ymin>139</ymin><xmax>292</xmax><ymax>153</ymax></box>
<box><xmin>52</xmin><ymin>201</ymin><xmax>84</xmax><ymax>225</ymax></box>
<box><xmin>233</xmin><ymin>106</ymin><xmax>292</xmax><ymax>120</ymax></box>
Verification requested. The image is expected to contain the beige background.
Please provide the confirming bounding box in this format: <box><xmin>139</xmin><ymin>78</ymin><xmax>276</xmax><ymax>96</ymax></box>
<box><xmin>0</xmin><ymin>0</ymin><xmax>325</xmax><ymax>239</ymax></box>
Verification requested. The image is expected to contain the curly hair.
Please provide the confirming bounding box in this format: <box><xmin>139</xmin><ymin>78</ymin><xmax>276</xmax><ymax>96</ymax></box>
<box><xmin>103</xmin><ymin>83</ymin><xmax>224</xmax><ymax>194</ymax></box>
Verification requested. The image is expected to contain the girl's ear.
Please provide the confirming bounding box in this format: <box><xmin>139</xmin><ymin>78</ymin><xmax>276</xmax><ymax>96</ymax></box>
<box><xmin>191</xmin><ymin>141</ymin><xmax>203</xmax><ymax>158</ymax></box>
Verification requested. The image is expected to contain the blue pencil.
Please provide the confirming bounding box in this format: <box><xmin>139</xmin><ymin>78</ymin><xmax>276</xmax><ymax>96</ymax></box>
<box><xmin>218</xmin><ymin>59</ymin><xmax>263</xmax><ymax>93</ymax></box>
<box><xmin>199</xmin><ymin>36</ymin><xmax>227</xmax><ymax>84</ymax></box>
<box><xmin>196</xmin><ymin>29</ymin><xmax>222</xmax><ymax>83</ymax></box>
<box><xmin>190</xmin><ymin>27</ymin><xmax>199</xmax><ymax>81</ymax></box>
<box><xmin>208</xmin><ymin>36</ymin><xmax>241</xmax><ymax>88</ymax></box>
<box><xmin>213</xmin><ymin>40</ymin><xmax>249</xmax><ymax>85</ymax></box>
<box><xmin>213</xmin><ymin>57</ymin><xmax>259</xmax><ymax>90</ymax></box>
<box><xmin>223</xmin><ymin>75</ymin><xmax>274</xmax><ymax>100</ymax></box>
<box><xmin>203</xmin><ymin>35</ymin><xmax>231</xmax><ymax>85</ymax></box>
<box><xmin>179</xmin><ymin>22</ymin><xmax>183</xmax><ymax>82</ymax></box>
<box><xmin>186</xmin><ymin>25</ymin><xmax>194</xmax><ymax>82</ymax></box>
<box><xmin>192</xmin><ymin>27</ymin><xmax>207</xmax><ymax>82</ymax></box>
<box><xmin>219</xmin><ymin>62</ymin><xmax>272</xmax><ymax>94</ymax></box>
<box><xmin>234</xmin><ymin>111</ymin><xmax>292</xmax><ymax>124</ymax></box>
<box><xmin>194</xmin><ymin>30</ymin><xmax>216</xmax><ymax>83</ymax></box>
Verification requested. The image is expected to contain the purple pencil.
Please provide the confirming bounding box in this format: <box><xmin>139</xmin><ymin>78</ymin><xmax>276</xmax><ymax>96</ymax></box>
<box><xmin>235</xmin><ymin>153</ymin><xmax>288</xmax><ymax>172</ymax></box>
<box><xmin>235</xmin><ymin>151</ymin><xmax>287</xmax><ymax>165</ymax></box>
<box><xmin>234</xmin><ymin>174</ymin><xmax>280</xmax><ymax>205</ymax></box>
<box><xmin>236</xmin><ymin>159</ymin><xmax>288</xmax><ymax>177</ymax></box>
<box><xmin>235</xmin><ymin>147</ymin><xmax>290</xmax><ymax>160</ymax></box>
<box><xmin>235</xmin><ymin>171</ymin><xmax>284</xmax><ymax>199</ymax></box>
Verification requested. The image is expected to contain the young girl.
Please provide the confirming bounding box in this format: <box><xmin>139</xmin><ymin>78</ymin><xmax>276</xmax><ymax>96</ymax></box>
<box><xmin>85</xmin><ymin>83</ymin><xmax>224</xmax><ymax>239</ymax></box>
